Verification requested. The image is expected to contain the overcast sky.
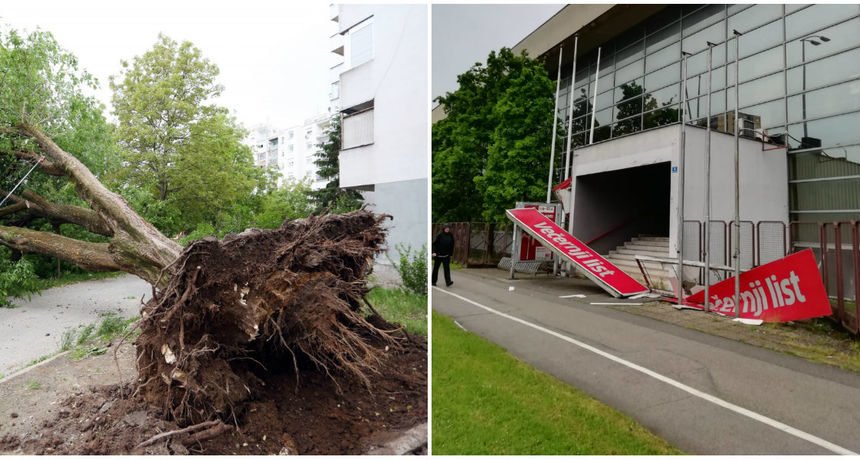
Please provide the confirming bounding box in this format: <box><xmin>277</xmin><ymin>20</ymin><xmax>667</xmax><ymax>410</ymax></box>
<box><xmin>0</xmin><ymin>1</ymin><xmax>336</xmax><ymax>130</ymax></box>
<box><xmin>432</xmin><ymin>4</ymin><xmax>562</xmax><ymax>101</ymax></box>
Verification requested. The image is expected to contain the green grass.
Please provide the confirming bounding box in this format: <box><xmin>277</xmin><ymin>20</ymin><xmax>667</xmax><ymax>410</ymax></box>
<box><xmin>432</xmin><ymin>311</ymin><xmax>682</xmax><ymax>455</ymax></box>
<box><xmin>366</xmin><ymin>287</ymin><xmax>427</xmax><ymax>336</ymax></box>
<box><xmin>25</xmin><ymin>354</ymin><xmax>53</xmax><ymax>367</ymax></box>
<box><xmin>25</xmin><ymin>380</ymin><xmax>42</xmax><ymax>391</ymax></box>
<box><xmin>35</xmin><ymin>271</ymin><xmax>123</xmax><ymax>290</ymax></box>
<box><xmin>60</xmin><ymin>312</ymin><xmax>139</xmax><ymax>360</ymax></box>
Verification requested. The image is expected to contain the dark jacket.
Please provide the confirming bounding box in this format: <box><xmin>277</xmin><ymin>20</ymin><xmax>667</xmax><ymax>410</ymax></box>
<box><xmin>433</xmin><ymin>231</ymin><xmax>455</xmax><ymax>257</ymax></box>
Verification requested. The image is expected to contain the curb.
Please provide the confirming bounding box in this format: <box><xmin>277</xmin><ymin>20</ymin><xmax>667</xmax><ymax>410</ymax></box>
<box><xmin>365</xmin><ymin>423</ymin><xmax>428</xmax><ymax>455</ymax></box>
<box><xmin>0</xmin><ymin>351</ymin><xmax>70</xmax><ymax>386</ymax></box>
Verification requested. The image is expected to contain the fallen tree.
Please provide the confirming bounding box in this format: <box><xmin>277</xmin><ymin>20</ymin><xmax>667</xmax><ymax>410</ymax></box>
<box><xmin>1</xmin><ymin>30</ymin><xmax>415</xmax><ymax>437</ymax></box>
<box><xmin>2</xmin><ymin>120</ymin><xmax>401</xmax><ymax>425</ymax></box>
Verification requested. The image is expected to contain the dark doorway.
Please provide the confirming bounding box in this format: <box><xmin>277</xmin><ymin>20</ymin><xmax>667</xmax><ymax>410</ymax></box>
<box><xmin>572</xmin><ymin>162</ymin><xmax>671</xmax><ymax>255</ymax></box>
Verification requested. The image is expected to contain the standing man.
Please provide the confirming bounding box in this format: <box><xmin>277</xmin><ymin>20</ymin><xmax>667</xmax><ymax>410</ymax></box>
<box><xmin>432</xmin><ymin>224</ymin><xmax>455</xmax><ymax>287</ymax></box>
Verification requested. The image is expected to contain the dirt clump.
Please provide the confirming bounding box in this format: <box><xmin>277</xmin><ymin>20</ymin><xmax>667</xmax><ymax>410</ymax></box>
<box><xmin>136</xmin><ymin>210</ymin><xmax>397</xmax><ymax>425</ymax></box>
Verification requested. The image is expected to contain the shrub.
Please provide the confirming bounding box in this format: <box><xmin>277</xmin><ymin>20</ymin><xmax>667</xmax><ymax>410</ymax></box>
<box><xmin>394</xmin><ymin>244</ymin><xmax>428</xmax><ymax>296</ymax></box>
<box><xmin>0</xmin><ymin>258</ymin><xmax>40</xmax><ymax>307</ymax></box>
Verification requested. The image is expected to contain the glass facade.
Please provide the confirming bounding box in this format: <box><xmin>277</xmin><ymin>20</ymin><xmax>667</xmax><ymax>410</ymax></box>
<box><xmin>556</xmin><ymin>4</ymin><xmax>860</xmax><ymax>231</ymax></box>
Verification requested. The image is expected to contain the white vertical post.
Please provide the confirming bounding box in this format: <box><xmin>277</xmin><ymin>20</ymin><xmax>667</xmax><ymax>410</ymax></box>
<box><xmin>510</xmin><ymin>225</ymin><xmax>520</xmax><ymax>280</ymax></box>
<box><xmin>677</xmin><ymin>51</ymin><xmax>690</xmax><ymax>307</ymax></box>
<box><xmin>589</xmin><ymin>47</ymin><xmax>602</xmax><ymax>144</ymax></box>
<box><xmin>733</xmin><ymin>29</ymin><xmax>743</xmax><ymax>317</ymax></box>
<box><xmin>704</xmin><ymin>41</ymin><xmax>716</xmax><ymax>312</ymax></box>
<box><xmin>564</xmin><ymin>36</ymin><xmax>579</xmax><ymax>182</ymax></box>
<box><xmin>566</xmin><ymin>36</ymin><xmax>579</xmax><ymax>251</ymax></box>
<box><xmin>547</xmin><ymin>45</ymin><xmax>564</xmax><ymax>203</ymax></box>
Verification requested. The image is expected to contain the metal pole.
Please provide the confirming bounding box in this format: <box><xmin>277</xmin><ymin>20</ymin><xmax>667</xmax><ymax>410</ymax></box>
<box><xmin>564</xmin><ymin>36</ymin><xmax>579</xmax><ymax>181</ymax></box>
<box><xmin>733</xmin><ymin>29</ymin><xmax>743</xmax><ymax>318</ymax></box>
<box><xmin>547</xmin><ymin>45</ymin><xmax>564</xmax><ymax>203</ymax></box>
<box><xmin>802</xmin><ymin>40</ymin><xmax>808</xmax><ymax>139</ymax></box>
<box><xmin>676</xmin><ymin>51</ymin><xmax>690</xmax><ymax>308</ymax></box>
<box><xmin>589</xmin><ymin>47</ymin><xmax>602</xmax><ymax>144</ymax></box>
<box><xmin>510</xmin><ymin>225</ymin><xmax>520</xmax><ymax>280</ymax></box>
<box><xmin>565</xmin><ymin>36</ymin><xmax>579</xmax><ymax>276</ymax></box>
<box><xmin>704</xmin><ymin>41</ymin><xmax>716</xmax><ymax>312</ymax></box>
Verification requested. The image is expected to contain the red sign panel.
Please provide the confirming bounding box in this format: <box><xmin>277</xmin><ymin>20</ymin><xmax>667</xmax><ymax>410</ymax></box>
<box><xmin>507</xmin><ymin>207</ymin><xmax>649</xmax><ymax>298</ymax></box>
<box><xmin>686</xmin><ymin>249</ymin><xmax>831</xmax><ymax>322</ymax></box>
<box><xmin>519</xmin><ymin>204</ymin><xmax>557</xmax><ymax>261</ymax></box>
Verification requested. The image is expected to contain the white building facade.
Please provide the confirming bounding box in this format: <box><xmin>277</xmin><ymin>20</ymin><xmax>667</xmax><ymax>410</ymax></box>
<box><xmin>332</xmin><ymin>4</ymin><xmax>429</xmax><ymax>267</ymax></box>
<box><xmin>250</xmin><ymin>114</ymin><xmax>331</xmax><ymax>190</ymax></box>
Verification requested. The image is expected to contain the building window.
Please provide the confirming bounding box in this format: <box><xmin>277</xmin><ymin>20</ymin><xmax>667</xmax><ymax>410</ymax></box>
<box><xmin>347</xmin><ymin>19</ymin><xmax>373</xmax><ymax>68</ymax></box>
<box><xmin>342</xmin><ymin>107</ymin><xmax>374</xmax><ymax>149</ymax></box>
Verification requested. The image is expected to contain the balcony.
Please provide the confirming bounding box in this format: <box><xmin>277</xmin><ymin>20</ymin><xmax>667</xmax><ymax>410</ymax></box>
<box><xmin>339</xmin><ymin>62</ymin><xmax>373</xmax><ymax>110</ymax></box>
<box><xmin>329</xmin><ymin>62</ymin><xmax>343</xmax><ymax>82</ymax></box>
<box><xmin>329</xmin><ymin>32</ymin><xmax>343</xmax><ymax>56</ymax></box>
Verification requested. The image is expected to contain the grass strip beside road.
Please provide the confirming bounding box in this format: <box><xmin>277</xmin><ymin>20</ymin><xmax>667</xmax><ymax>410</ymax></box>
<box><xmin>432</xmin><ymin>311</ymin><xmax>681</xmax><ymax>455</ymax></box>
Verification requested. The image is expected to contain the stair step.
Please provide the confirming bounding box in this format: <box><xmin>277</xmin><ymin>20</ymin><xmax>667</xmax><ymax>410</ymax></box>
<box><xmin>634</xmin><ymin>235</ymin><xmax>670</xmax><ymax>243</ymax></box>
<box><xmin>628</xmin><ymin>242</ymin><xmax>670</xmax><ymax>251</ymax></box>
<box><xmin>614</xmin><ymin>264</ymin><xmax>675</xmax><ymax>278</ymax></box>
<box><xmin>615</xmin><ymin>247</ymin><xmax>671</xmax><ymax>257</ymax></box>
<box><xmin>606</xmin><ymin>252</ymin><xmax>673</xmax><ymax>267</ymax></box>
<box><xmin>604</xmin><ymin>258</ymin><xmax>674</xmax><ymax>276</ymax></box>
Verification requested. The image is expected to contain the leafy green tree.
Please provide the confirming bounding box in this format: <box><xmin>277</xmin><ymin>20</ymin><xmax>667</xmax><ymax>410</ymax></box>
<box><xmin>433</xmin><ymin>48</ymin><xmax>558</xmax><ymax>223</ymax></box>
<box><xmin>0</xmin><ymin>27</ymin><xmax>182</xmax><ymax>287</ymax></box>
<box><xmin>110</xmin><ymin>33</ymin><xmax>222</xmax><ymax>202</ymax></box>
<box><xmin>475</xmin><ymin>62</ymin><xmax>557</xmax><ymax>223</ymax></box>
<box><xmin>168</xmin><ymin>113</ymin><xmax>259</xmax><ymax>229</ymax></box>
<box><xmin>311</xmin><ymin>116</ymin><xmax>362</xmax><ymax>213</ymax></box>
<box><xmin>254</xmin><ymin>180</ymin><xmax>315</xmax><ymax>229</ymax></box>
<box><xmin>110</xmin><ymin>34</ymin><xmax>267</xmax><ymax>234</ymax></box>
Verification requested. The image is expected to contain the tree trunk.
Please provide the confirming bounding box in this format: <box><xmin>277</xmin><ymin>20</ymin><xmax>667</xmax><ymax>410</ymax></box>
<box><xmin>0</xmin><ymin>123</ymin><xmax>182</xmax><ymax>285</ymax></box>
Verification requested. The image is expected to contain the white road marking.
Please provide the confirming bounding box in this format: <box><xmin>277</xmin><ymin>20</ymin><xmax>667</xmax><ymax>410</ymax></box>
<box><xmin>453</xmin><ymin>320</ymin><xmax>467</xmax><ymax>332</ymax></box>
<box><xmin>434</xmin><ymin>287</ymin><xmax>857</xmax><ymax>455</ymax></box>
<box><xmin>559</xmin><ymin>294</ymin><xmax>587</xmax><ymax>299</ymax></box>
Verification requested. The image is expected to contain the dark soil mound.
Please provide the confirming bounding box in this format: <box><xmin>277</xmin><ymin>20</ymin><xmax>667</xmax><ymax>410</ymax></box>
<box><xmin>2</xmin><ymin>339</ymin><xmax>426</xmax><ymax>454</ymax></box>
<box><xmin>135</xmin><ymin>210</ymin><xmax>399</xmax><ymax>425</ymax></box>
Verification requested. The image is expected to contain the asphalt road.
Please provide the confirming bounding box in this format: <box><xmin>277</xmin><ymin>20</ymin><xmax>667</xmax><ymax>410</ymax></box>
<box><xmin>0</xmin><ymin>274</ymin><xmax>150</xmax><ymax>376</ymax></box>
<box><xmin>432</xmin><ymin>269</ymin><xmax>860</xmax><ymax>455</ymax></box>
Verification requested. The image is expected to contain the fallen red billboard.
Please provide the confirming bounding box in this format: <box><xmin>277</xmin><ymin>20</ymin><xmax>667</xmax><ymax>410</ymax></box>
<box><xmin>506</xmin><ymin>207</ymin><xmax>649</xmax><ymax>298</ymax></box>
<box><xmin>686</xmin><ymin>249</ymin><xmax>831</xmax><ymax>322</ymax></box>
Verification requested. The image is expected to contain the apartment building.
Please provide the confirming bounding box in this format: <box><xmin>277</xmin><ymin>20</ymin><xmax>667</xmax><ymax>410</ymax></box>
<box><xmin>331</xmin><ymin>3</ymin><xmax>429</xmax><ymax>267</ymax></box>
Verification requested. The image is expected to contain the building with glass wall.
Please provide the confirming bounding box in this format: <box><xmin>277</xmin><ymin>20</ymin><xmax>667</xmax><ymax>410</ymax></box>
<box><xmin>515</xmin><ymin>4</ymin><xmax>860</xmax><ymax>283</ymax></box>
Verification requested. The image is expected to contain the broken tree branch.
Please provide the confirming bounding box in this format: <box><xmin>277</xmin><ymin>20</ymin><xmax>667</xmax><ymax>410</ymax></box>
<box><xmin>17</xmin><ymin>190</ymin><xmax>112</xmax><ymax>236</ymax></box>
<box><xmin>11</xmin><ymin>150</ymin><xmax>65</xmax><ymax>176</ymax></box>
<box><xmin>0</xmin><ymin>225</ymin><xmax>121</xmax><ymax>272</ymax></box>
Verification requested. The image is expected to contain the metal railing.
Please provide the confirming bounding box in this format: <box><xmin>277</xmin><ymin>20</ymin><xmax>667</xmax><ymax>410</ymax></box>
<box><xmin>790</xmin><ymin>221</ymin><xmax>860</xmax><ymax>334</ymax></box>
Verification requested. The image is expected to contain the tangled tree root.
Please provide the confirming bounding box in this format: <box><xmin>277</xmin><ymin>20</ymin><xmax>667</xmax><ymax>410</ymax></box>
<box><xmin>135</xmin><ymin>210</ymin><xmax>400</xmax><ymax>425</ymax></box>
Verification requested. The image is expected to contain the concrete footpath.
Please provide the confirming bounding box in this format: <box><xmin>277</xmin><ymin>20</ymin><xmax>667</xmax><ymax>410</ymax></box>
<box><xmin>0</xmin><ymin>275</ymin><xmax>150</xmax><ymax>376</ymax></box>
<box><xmin>432</xmin><ymin>269</ymin><xmax>860</xmax><ymax>455</ymax></box>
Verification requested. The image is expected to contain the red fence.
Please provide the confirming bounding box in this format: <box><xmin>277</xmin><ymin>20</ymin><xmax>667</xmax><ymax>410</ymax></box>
<box><xmin>789</xmin><ymin>221</ymin><xmax>859</xmax><ymax>334</ymax></box>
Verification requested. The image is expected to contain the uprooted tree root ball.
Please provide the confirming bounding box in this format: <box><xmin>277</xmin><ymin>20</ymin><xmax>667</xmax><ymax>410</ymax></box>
<box><xmin>135</xmin><ymin>209</ymin><xmax>400</xmax><ymax>425</ymax></box>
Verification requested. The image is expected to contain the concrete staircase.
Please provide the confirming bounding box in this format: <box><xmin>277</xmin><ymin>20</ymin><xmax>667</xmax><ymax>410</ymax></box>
<box><xmin>603</xmin><ymin>235</ymin><xmax>674</xmax><ymax>290</ymax></box>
